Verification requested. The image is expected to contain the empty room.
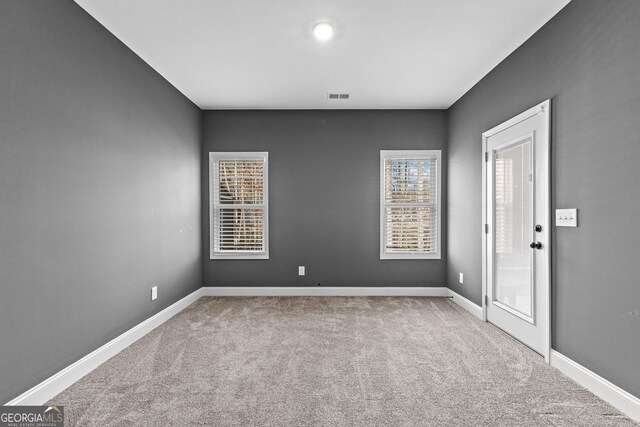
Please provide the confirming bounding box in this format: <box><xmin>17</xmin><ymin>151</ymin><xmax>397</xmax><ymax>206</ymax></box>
<box><xmin>1</xmin><ymin>0</ymin><xmax>639</xmax><ymax>425</ymax></box>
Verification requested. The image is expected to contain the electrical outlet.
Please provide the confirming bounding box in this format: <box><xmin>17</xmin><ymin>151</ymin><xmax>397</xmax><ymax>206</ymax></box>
<box><xmin>151</xmin><ymin>286</ymin><xmax>157</xmax><ymax>301</ymax></box>
<box><xmin>298</xmin><ymin>266</ymin><xmax>305</xmax><ymax>276</ymax></box>
<box><xmin>459</xmin><ymin>273</ymin><xmax>464</xmax><ymax>284</ymax></box>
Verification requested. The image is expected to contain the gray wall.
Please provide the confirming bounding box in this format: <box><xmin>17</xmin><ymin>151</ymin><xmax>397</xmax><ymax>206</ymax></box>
<box><xmin>202</xmin><ymin>110</ymin><xmax>447</xmax><ymax>288</ymax></box>
<box><xmin>0</xmin><ymin>1</ymin><xmax>202</xmax><ymax>404</ymax></box>
<box><xmin>447</xmin><ymin>0</ymin><xmax>640</xmax><ymax>397</ymax></box>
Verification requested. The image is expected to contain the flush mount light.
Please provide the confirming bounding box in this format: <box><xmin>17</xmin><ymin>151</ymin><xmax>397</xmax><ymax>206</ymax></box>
<box><xmin>312</xmin><ymin>22</ymin><xmax>334</xmax><ymax>41</ymax></box>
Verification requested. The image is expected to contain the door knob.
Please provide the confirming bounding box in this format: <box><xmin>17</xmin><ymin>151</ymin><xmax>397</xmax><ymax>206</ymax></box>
<box><xmin>529</xmin><ymin>241</ymin><xmax>542</xmax><ymax>249</ymax></box>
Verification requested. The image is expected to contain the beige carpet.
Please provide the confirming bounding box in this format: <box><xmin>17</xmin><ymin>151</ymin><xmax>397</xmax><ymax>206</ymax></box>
<box><xmin>50</xmin><ymin>297</ymin><xmax>636</xmax><ymax>426</ymax></box>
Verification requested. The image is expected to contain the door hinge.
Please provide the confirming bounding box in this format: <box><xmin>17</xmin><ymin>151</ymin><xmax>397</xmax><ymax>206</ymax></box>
<box><xmin>485</xmin><ymin>295</ymin><xmax>489</xmax><ymax>306</ymax></box>
<box><xmin>485</xmin><ymin>224</ymin><xmax>489</xmax><ymax>234</ymax></box>
<box><xmin>485</xmin><ymin>152</ymin><xmax>488</xmax><ymax>162</ymax></box>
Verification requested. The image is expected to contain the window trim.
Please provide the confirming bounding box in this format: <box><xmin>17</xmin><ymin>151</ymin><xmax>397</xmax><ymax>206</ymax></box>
<box><xmin>380</xmin><ymin>150</ymin><xmax>441</xmax><ymax>260</ymax></box>
<box><xmin>209</xmin><ymin>152</ymin><xmax>269</xmax><ymax>260</ymax></box>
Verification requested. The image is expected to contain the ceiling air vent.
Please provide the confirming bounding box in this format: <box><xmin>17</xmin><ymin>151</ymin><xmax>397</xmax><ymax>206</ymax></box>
<box><xmin>328</xmin><ymin>93</ymin><xmax>350</xmax><ymax>100</ymax></box>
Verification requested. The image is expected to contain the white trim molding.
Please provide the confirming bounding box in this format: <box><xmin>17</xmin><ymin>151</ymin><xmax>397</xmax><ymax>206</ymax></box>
<box><xmin>201</xmin><ymin>286</ymin><xmax>449</xmax><ymax>297</ymax></box>
<box><xmin>447</xmin><ymin>289</ymin><xmax>483</xmax><ymax>320</ymax></box>
<box><xmin>550</xmin><ymin>350</ymin><xmax>640</xmax><ymax>422</ymax></box>
<box><xmin>5</xmin><ymin>288</ymin><xmax>203</xmax><ymax>406</ymax></box>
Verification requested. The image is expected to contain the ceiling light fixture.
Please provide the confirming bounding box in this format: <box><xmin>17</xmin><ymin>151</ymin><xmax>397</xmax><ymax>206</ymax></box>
<box><xmin>312</xmin><ymin>22</ymin><xmax>334</xmax><ymax>41</ymax></box>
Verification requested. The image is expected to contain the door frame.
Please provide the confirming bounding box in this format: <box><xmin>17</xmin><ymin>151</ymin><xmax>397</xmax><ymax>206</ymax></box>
<box><xmin>481</xmin><ymin>99</ymin><xmax>551</xmax><ymax>363</ymax></box>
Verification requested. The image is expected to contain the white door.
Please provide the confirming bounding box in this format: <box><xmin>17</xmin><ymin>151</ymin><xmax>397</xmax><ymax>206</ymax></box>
<box><xmin>483</xmin><ymin>100</ymin><xmax>551</xmax><ymax>359</ymax></box>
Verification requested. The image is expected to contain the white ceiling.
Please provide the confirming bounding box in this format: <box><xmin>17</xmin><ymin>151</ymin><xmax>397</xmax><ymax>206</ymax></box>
<box><xmin>74</xmin><ymin>0</ymin><xmax>570</xmax><ymax>109</ymax></box>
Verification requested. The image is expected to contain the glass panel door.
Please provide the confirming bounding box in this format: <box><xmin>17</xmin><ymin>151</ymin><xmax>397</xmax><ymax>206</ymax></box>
<box><xmin>493</xmin><ymin>137</ymin><xmax>533</xmax><ymax>320</ymax></box>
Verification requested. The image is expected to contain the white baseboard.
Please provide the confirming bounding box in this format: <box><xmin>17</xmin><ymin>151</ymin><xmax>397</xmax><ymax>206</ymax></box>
<box><xmin>550</xmin><ymin>350</ymin><xmax>640</xmax><ymax>422</ymax></box>
<box><xmin>5</xmin><ymin>288</ymin><xmax>203</xmax><ymax>406</ymax></box>
<box><xmin>201</xmin><ymin>286</ymin><xmax>449</xmax><ymax>297</ymax></box>
<box><xmin>446</xmin><ymin>289</ymin><xmax>483</xmax><ymax>320</ymax></box>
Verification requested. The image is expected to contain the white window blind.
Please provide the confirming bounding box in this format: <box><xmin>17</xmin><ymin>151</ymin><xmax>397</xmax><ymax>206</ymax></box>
<box><xmin>380</xmin><ymin>150</ymin><xmax>441</xmax><ymax>259</ymax></box>
<box><xmin>209</xmin><ymin>152</ymin><xmax>268</xmax><ymax>259</ymax></box>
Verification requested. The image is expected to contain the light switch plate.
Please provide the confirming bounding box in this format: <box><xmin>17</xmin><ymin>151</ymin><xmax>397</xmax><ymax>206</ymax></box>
<box><xmin>556</xmin><ymin>209</ymin><xmax>578</xmax><ymax>227</ymax></box>
<box><xmin>298</xmin><ymin>266</ymin><xmax>305</xmax><ymax>276</ymax></box>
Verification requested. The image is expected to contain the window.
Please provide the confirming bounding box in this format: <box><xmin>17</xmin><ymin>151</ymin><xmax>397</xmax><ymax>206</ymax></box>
<box><xmin>380</xmin><ymin>150</ymin><xmax>441</xmax><ymax>259</ymax></box>
<box><xmin>209</xmin><ymin>152</ymin><xmax>268</xmax><ymax>259</ymax></box>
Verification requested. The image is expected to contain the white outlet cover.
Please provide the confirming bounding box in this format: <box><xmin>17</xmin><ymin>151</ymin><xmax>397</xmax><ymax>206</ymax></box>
<box><xmin>151</xmin><ymin>286</ymin><xmax>158</xmax><ymax>301</ymax></box>
<box><xmin>298</xmin><ymin>266</ymin><xmax>305</xmax><ymax>276</ymax></box>
<box><xmin>459</xmin><ymin>273</ymin><xmax>464</xmax><ymax>284</ymax></box>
